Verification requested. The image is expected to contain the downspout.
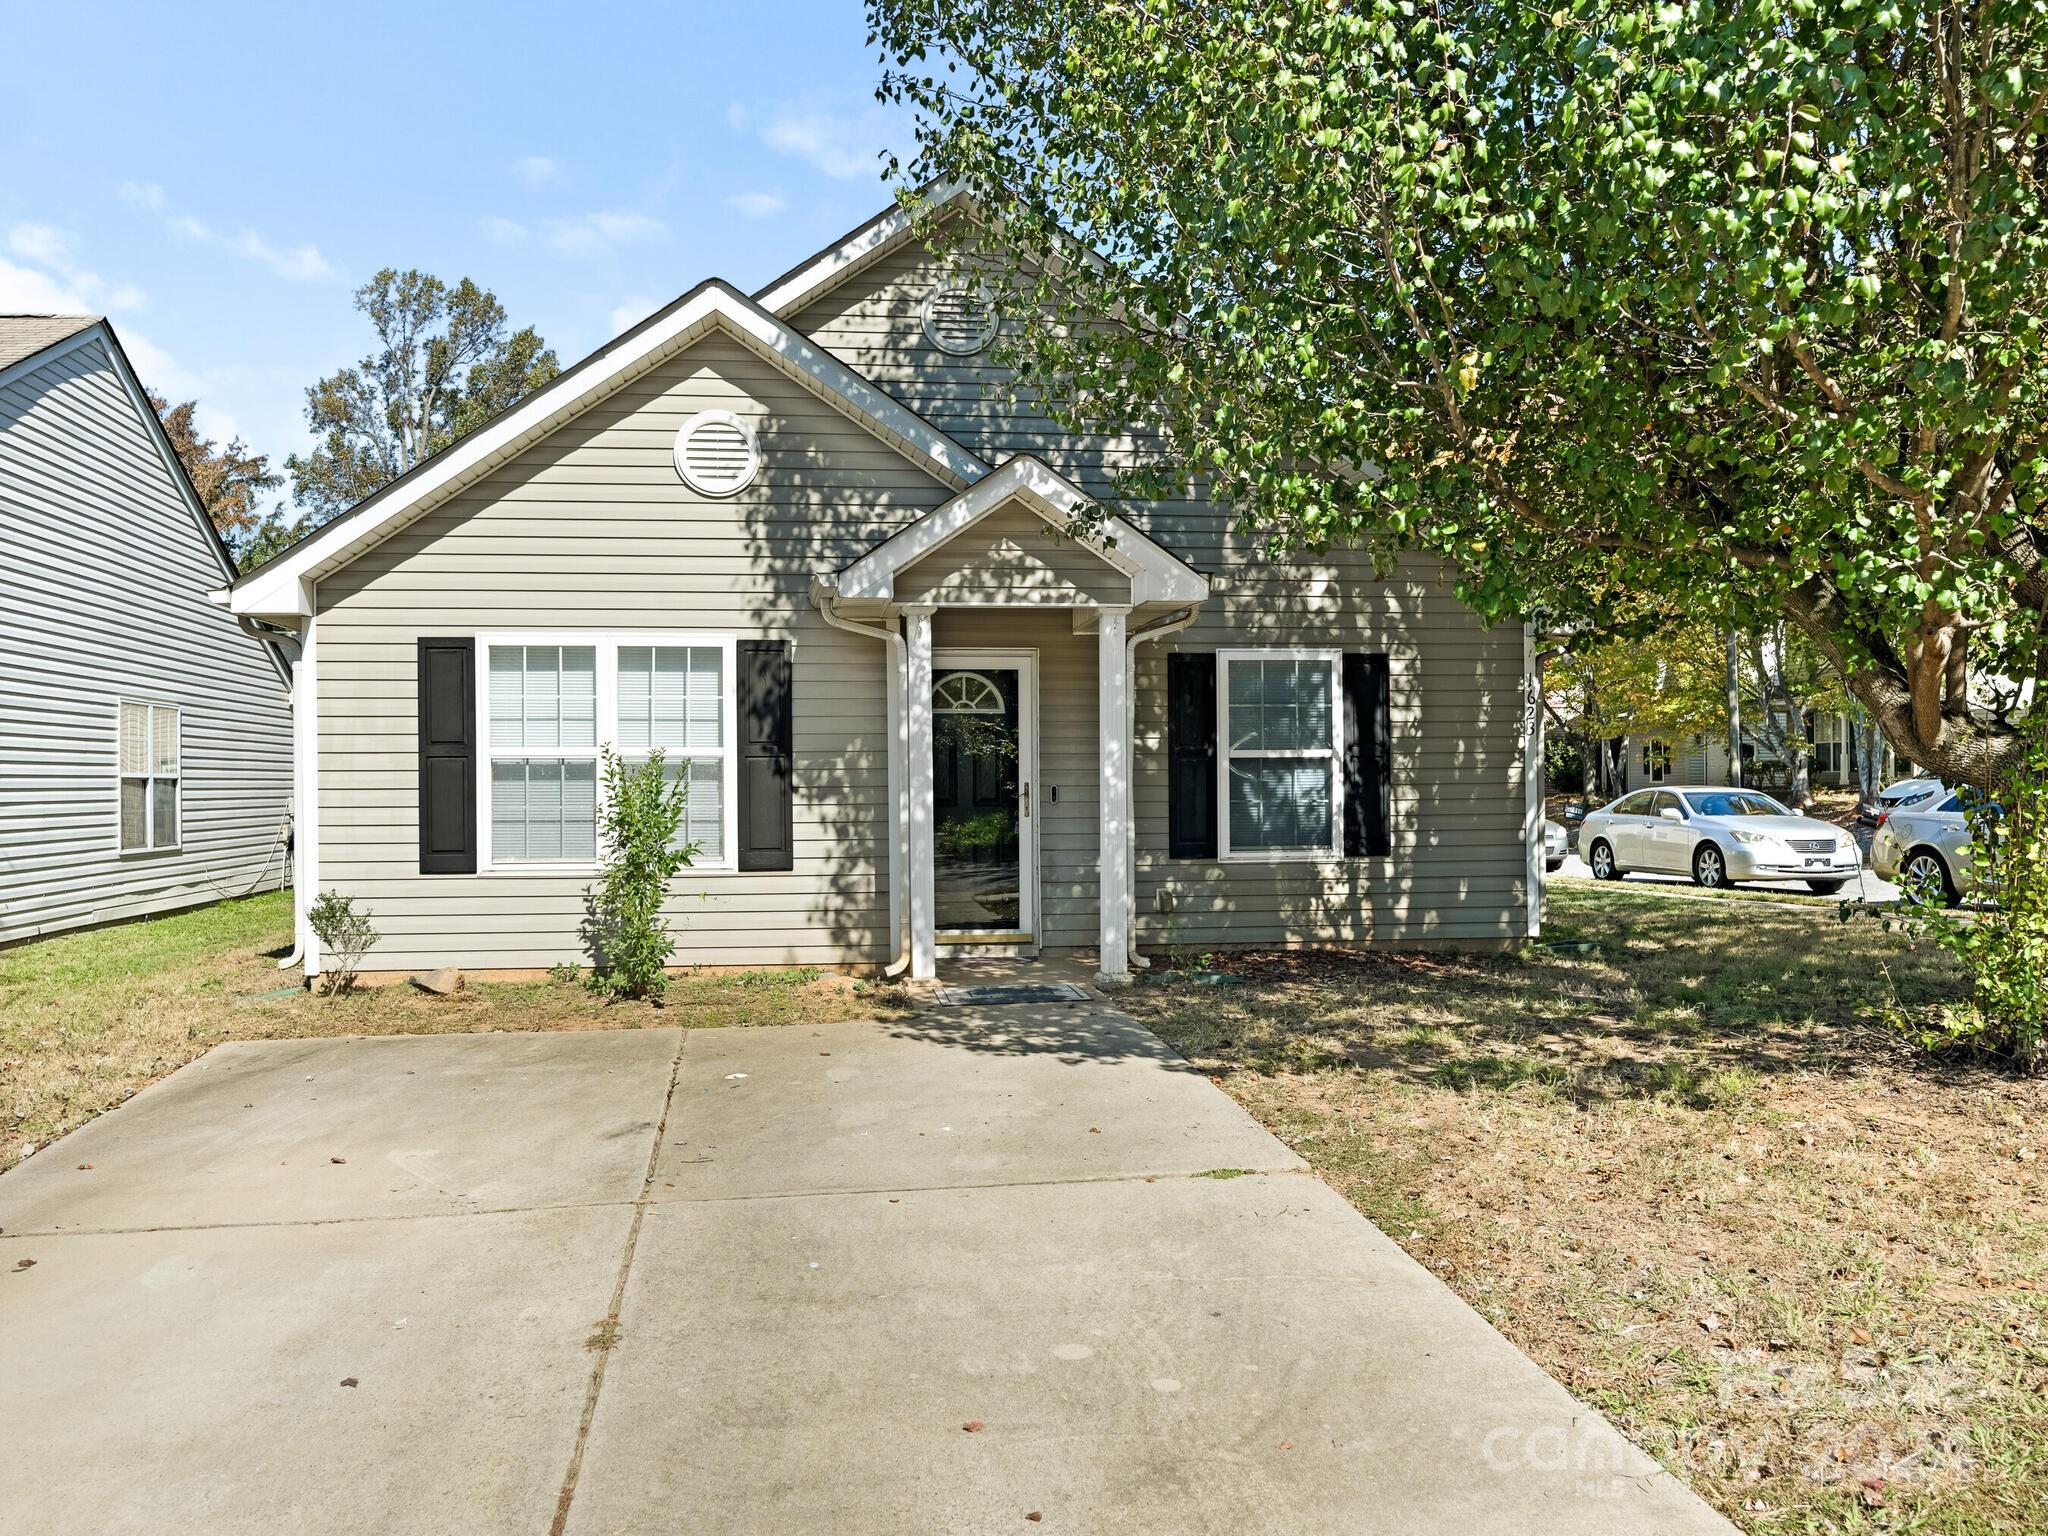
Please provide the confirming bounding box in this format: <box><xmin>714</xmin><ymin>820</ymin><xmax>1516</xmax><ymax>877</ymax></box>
<box><xmin>1124</xmin><ymin>604</ymin><xmax>1202</xmax><ymax>968</ymax></box>
<box><xmin>811</xmin><ymin>580</ymin><xmax>911</xmax><ymax>978</ymax></box>
<box><xmin>241</xmin><ymin>614</ymin><xmax>308</xmax><ymax>970</ymax></box>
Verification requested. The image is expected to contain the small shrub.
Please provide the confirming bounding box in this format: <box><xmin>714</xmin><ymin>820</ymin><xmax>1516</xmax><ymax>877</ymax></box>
<box><xmin>582</xmin><ymin>747</ymin><xmax>696</xmax><ymax>1001</ymax></box>
<box><xmin>1904</xmin><ymin>718</ymin><xmax>2048</xmax><ymax>1070</ymax></box>
<box><xmin>547</xmin><ymin>962</ymin><xmax>582</xmax><ymax>985</ymax></box>
<box><xmin>307</xmin><ymin>890</ymin><xmax>377</xmax><ymax>998</ymax></box>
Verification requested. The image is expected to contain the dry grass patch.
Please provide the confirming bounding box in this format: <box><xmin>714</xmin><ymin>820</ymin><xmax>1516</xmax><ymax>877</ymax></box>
<box><xmin>0</xmin><ymin>891</ymin><xmax>913</xmax><ymax>1173</ymax></box>
<box><xmin>1126</xmin><ymin>886</ymin><xmax>2048</xmax><ymax>1535</ymax></box>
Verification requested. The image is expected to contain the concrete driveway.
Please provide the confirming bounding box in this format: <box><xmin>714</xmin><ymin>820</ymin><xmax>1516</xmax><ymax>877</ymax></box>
<box><xmin>0</xmin><ymin>1007</ymin><xmax>1733</xmax><ymax>1535</ymax></box>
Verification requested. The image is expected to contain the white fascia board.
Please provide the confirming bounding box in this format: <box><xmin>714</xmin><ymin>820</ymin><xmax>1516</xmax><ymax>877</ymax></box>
<box><xmin>833</xmin><ymin>455</ymin><xmax>1208</xmax><ymax>605</ymax></box>
<box><xmin>756</xmin><ymin>182</ymin><xmax>968</xmax><ymax>318</ymax></box>
<box><xmin>226</xmin><ymin>282</ymin><xmax>993</xmax><ymax>620</ymax></box>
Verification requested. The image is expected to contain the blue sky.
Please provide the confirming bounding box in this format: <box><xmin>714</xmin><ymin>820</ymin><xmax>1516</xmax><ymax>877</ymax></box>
<box><xmin>2</xmin><ymin>0</ymin><xmax>918</xmax><ymax>481</ymax></box>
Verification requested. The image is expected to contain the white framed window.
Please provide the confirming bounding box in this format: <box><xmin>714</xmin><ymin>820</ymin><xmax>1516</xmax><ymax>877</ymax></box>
<box><xmin>478</xmin><ymin>634</ymin><xmax>735</xmax><ymax>872</ymax></box>
<box><xmin>1217</xmin><ymin>649</ymin><xmax>1343</xmax><ymax>860</ymax></box>
<box><xmin>1642</xmin><ymin>740</ymin><xmax>1672</xmax><ymax>783</ymax></box>
<box><xmin>118</xmin><ymin>700</ymin><xmax>181</xmax><ymax>853</ymax></box>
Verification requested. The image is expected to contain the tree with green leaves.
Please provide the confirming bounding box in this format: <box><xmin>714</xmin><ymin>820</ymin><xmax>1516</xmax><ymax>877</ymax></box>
<box><xmin>286</xmin><ymin>269</ymin><xmax>558</xmax><ymax>521</ymax></box>
<box><xmin>152</xmin><ymin>393</ymin><xmax>282</xmax><ymax>552</ymax></box>
<box><xmin>870</xmin><ymin>0</ymin><xmax>2048</xmax><ymax>789</ymax></box>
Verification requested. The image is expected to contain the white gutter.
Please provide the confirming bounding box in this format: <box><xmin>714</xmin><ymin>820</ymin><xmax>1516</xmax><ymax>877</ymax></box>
<box><xmin>811</xmin><ymin>582</ymin><xmax>911</xmax><ymax>978</ymax></box>
<box><xmin>1124</xmin><ymin>604</ymin><xmax>1203</xmax><ymax>967</ymax></box>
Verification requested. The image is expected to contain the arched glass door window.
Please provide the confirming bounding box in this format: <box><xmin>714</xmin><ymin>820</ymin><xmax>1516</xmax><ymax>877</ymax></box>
<box><xmin>933</xmin><ymin>671</ymin><xmax>1005</xmax><ymax>715</ymax></box>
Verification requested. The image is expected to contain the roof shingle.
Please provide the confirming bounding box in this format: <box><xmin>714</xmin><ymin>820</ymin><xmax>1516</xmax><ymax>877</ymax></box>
<box><xmin>0</xmin><ymin>314</ymin><xmax>100</xmax><ymax>372</ymax></box>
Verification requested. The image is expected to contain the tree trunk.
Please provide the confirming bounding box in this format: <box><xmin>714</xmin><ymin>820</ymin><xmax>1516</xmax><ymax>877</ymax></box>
<box><xmin>1782</xmin><ymin>579</ymin><xmax>2029</xmax><ymax>794</ymax></box>
<box><xmin>1851</xmin><ymin>704</ymin><xmax>1883</xmax><ymax>809</ymax></box>
<box><xmin>1725</xmin><ymin>628</ymin><xmax>1742</xmax><ymax>788</ymax></box>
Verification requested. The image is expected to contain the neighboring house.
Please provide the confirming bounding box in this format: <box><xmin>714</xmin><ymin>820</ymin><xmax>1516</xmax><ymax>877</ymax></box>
<box><xmin>1614</xmin><ymin>714</ymin><xmax>1897</xmax><ymax>795</ymax></box>
<box><xmin>222</xmin><ymin>189</ymin><xmax>1539</xmax><ymax>984</ymax></box>
<box><xmin>1</xmin><ymin>315</ymin><xmax>293</xmax><ymax>944</ymax></box>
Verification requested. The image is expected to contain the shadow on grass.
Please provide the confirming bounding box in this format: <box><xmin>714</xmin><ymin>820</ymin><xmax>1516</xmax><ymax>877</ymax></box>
<box><xmin>1120</xmin><ymin>886</ymin><xmax>1980</xmax><ymax>1107</ymax></box>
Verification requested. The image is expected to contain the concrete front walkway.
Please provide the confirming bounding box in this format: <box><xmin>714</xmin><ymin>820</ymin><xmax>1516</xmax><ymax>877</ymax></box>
<box><xmin>0</xmin><ymin>1007</ymin><xmax>1734</xmax><ymax>1536</ymax></box>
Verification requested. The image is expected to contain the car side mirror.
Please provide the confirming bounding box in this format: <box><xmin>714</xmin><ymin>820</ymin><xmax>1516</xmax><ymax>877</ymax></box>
<box><xmin>1659</xmin><ymin>807</ymin><xmax>1683</xmax><ymax>822</ymax></box>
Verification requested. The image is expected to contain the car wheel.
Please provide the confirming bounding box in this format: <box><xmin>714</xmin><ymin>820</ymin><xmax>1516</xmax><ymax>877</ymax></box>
<box><xmin>1588</xmin><ymin>839</ymin><xmax>1619</xmax><ymax>880</ymax></box>
<box><xmin>1692</xmin><ymin>843</ymin><xmax>1729</xmax><ymax>889</ymax></box>
<box><xmin>1545</xmin><ymin>857</ymin><xmax>1564</xmax><ymax>873</ymax></box>
<box><xmin>1806</xmin><ymin>879</ymin><xmax>1848</xmax><ymax>895</ymax></box>
<box><xmin>1903</xmin><ymin>849</ymin><xmax>1959</xmax><ymax>907</ymax></box>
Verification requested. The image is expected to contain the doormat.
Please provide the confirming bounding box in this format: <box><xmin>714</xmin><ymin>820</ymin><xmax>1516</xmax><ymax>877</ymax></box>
<box><xmin>936</xmin><ymin>982</ymin><xmax>1092</xmax><ymax>1006</ymax></box>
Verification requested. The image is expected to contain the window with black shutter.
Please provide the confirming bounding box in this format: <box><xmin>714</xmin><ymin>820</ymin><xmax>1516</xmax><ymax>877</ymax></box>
<box><xmin>736</xmin><ymin>639</ymin><xmax>794</xmax><ymax>871</ymax></box>
<box><xmin>1342</xmin><ymin>652</ymin><xmax>1392</xmax><ymax>858</ymax></box>
<box><xmin>1166</xmin><ymin>651</ymin><xmax>1217</xmax><ymax>858</ymax></box>
<box><xmin>417</xmin><ymin>637</ymin><xmax>477</xmax><ymax>873</ymax></box>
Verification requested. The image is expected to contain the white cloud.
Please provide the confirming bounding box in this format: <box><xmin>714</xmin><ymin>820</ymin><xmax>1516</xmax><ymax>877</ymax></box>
<box><xmin>6</xmin><ymin>222</ymin><xmax>71</xmax><ymax>268</ymax></box>
<box><xmin>726</xmin><ymin>190</ymin><xmax>786</xmax><ymax>220</ymax></box>
<box><xmin>121</xmin><ymin>181</ymin><xmax>335</xmax><ymax>282</ymax></box>
<box><xmin>543</xmin><ymin>211</ymin><xmax>668</xmax><ymax>258</ymax></box>
<box><xmin>230</xmin><ymin>230</ymin><xmax>334</xmax><ymax>282</ymax></box>
<box><xmin>480</xmin><ymin>216</ymin><xmax>529</xmax><ymax>246</ymax></box>
<box><xmin>754</xmin><ymin>98</ymin><xmax>903</xmax><ymax>180</ymax></box>
<box><xmin>512</xmin><ymin>155</ymin><xmax>564</xmax><ymax>188</ymax></box>
<box><xmin>608</xmin><ymin>297</ymin><xmax>658</xmax><ymax>337</ymax></box>
<box><xmin>1</xmin><ymin>223</ymin><xmax>146</xmax><ymax>313</ymax></box>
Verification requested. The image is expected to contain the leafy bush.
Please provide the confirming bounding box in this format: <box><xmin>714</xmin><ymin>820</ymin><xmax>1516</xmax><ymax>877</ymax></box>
<box><xmin>1904</xmin><ymin>718</ymin><xmax>2048</xmax><ymax>1070</ymax></box>
<box><xmin>582</xmin><ymin>747</ymin><xmax>695</xmax><ymax>1001</ymax></box>
<box><xmin>307</xmin><ymin>890</ymin><xmax>377</xmax><ymax>998</ymax></box>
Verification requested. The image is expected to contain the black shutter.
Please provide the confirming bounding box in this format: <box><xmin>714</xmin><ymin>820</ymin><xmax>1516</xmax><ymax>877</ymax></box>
<box><xmin>417</xmin><ymin>637</ymin><xmax>476</xmax><ymax>874</ymax></box>
<box><xmin>737</xmin><ymin>639</ymin><xmax>794</xmax><ymax>871</ymax></box>
<box><xmin>1166</xmin><ymin>651</ymin><xmax>1217</xmax><ymax>858</ymax></box>
<box><xmin>1343</xmin><ymin>652</ymin><xmax>1393</xmax><ymax>858</ymax></box>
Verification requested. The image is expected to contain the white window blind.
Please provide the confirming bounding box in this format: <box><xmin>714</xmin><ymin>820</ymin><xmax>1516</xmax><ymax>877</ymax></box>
<box><xmin>119</xmin><ymin>701</ymin><xmax>180</xmax><ymax>851</ymax></box>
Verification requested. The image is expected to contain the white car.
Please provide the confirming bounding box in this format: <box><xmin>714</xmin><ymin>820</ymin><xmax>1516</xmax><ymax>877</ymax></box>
<box><xmin>1581</xmin><ymin>786</ymin><xmax>1863</xmax><ymax>892</ymax></box>
<box><xmin>1878</xmin><ymin>776</ymin><xmax>1946</xmax><ymax>812</ymax></box>
<box><xmin>1543</xmin><ymin>818</ymin><xmax>1568</xmax><ymax>872</ymax></box>
<box><xmin>1870</xmin><ymin>788</ymin><xmax>1980</xmax><ymax>904</ymax></box>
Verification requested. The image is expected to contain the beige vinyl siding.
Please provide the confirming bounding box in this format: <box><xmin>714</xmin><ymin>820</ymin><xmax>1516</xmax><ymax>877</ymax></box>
<box><xmin>0</xmin><ymin>335</ymin><xmax>292</xmax><ymax>944</ymax></box>
<box><xmin>314</xmin><ymin>334</ymin><xmax>950</xmax><ymax>972</ymax></box>
<box><xmin>796</xmin><ymin>247</ymin><xmax>1530</xmax><ymax>948</ymax></box>
<box><xmin>898</xmin><ymin>501</ymin><xmax>1130</xmax><ymax>606</ymax></box>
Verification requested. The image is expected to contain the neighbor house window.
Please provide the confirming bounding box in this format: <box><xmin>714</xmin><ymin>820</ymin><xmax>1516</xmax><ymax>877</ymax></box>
<box><xmin>1642</xmin><ymin>740</ymin><xmax>1672</xmax><ymax>783</ymax></box>
<box><xmin>119</xmin><ymin>701</ymin><xmax>180</xmax><ymax>852</ymax></box>
<box><xmin>482</xmin><ymin>636</ymin><xmax>734</xmax><ymax>870</ymax></box>
<box><xmin>1218</xmin><ymin>650</ymin><xmax>1342</xmax><ymax>858</ymax></box>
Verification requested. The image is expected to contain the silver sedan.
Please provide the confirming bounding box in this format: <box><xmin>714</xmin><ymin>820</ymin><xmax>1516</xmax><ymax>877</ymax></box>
<box><xmin>1870</xmin><ymin>788</ymin><xmax>1978</xmax><ymax>903</ymax></box>
<box><xmin>1582</xmin><ymin>786</ymin><xmax>1863</xmax><ymax>892</ymax></box>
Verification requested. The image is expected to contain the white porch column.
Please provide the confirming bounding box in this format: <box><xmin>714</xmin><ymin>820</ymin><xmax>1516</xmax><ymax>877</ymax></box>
<box><xmin>1096</xmin><ymin>607</ymin><xmax>1132</xmax><ymax>984</ymax></box>
<box><xmin>903</xmin><ymin>605</ymin><xmax>937</xmax><ymax>981</ymax></box>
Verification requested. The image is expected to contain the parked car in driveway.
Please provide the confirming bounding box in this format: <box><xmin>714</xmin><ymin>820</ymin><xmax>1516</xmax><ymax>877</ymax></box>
<box><xmin>1543</xmin><ymin>818</ymin><xmax>1568</xmax><ymax>872</ymax></box>
<box><xmin>1582</xmin><ymin>786</ymin><xmax>1863</xmax><ymax>892</ymax></box>
<box><xmin>1878</xmin><ymin>776</ymin><xmax>1946</xmax><ymax>812</ymax></box>
<box><xmin>1871</xmin><ymin>788</ymin><xmax>1982</xmax><ymax>904</ymax></box>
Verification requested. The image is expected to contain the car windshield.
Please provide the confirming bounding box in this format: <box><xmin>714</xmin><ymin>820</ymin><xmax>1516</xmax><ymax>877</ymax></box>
<box><xmin>1683</xmin><ymin>791</ymin><xmax>1788</xmax><ymax>818</ymax></box>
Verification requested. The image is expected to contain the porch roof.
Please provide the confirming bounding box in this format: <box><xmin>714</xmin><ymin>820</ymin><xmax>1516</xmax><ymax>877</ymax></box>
<box><xmin>826</xmin><ymin>455</ymin><xmax>1209</xmax><ymax>608</ymax></box>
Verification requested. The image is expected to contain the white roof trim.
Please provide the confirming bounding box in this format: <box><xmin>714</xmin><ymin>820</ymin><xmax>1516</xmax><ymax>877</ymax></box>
<box><xmin>756</xmin><ymin>182</ymin><xmax>971</xmax><ymax>318</ymax></box>
<box><xmin>832</xmin><ymin>455</ymin><xmax>1208</xmax><ymax>606</ymax></box>
<box><xmin>227</xmin><ymin>280</ymin><xmax>993</xmax><ymax>619</ymax></box>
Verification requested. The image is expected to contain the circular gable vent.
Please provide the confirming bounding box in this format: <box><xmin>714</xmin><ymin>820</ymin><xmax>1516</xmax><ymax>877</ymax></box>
<box><xmin>921</xmin><ymin>277</ymin><xmax>997</xmax><ymax>355</ymax></box>
<box><xmin>674</xmin><ymin>410</ymin><xmax>760</xmax><ymax>496</ymax></box>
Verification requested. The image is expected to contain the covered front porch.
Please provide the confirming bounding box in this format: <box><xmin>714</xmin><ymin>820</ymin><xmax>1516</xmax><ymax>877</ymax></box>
<box><xmin>811</xmin><ymin>455</ymin><xmax>1209</xmax><ymax>984</ymax></box>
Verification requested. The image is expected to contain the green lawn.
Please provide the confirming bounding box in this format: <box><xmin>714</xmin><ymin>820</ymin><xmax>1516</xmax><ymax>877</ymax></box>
<box><xmin>1125</xmin><ymin>885</ymin><xmax>2048</xmax><ymax>1536</ymax></box>
<box><xmin>0</xmin><ymin>889</ymin><xmax>911</xmax><ymax>1174</ymax></box>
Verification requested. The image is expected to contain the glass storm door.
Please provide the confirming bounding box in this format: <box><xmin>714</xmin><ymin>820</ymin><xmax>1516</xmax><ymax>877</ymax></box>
<box><xmin>931</xmin><ymin>659</ymin><xmax>1035</xmax><ymax>938</ymax></box>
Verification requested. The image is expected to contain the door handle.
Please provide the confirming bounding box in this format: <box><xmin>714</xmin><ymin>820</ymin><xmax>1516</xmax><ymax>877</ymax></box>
<box><xmin>1020</xmin><ymin>782</ymin><xmax>1031</xmax><ymax>818</ymax></box>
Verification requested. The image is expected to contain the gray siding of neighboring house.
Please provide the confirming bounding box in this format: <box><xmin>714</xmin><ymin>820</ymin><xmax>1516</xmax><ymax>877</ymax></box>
<box><xmin>0</xmin><ymin>335</ymin><xmax>293</xmax><ymax>944</ymax></box>
<box><xmin>313</xmin><ymin>333</ymin><xmax>952</xmax><ymax>972</ymax></box>
<box><xmin>794</xmin><ymin>244</ymin><xmax>1531</xmax><ymax>948</ymax></box>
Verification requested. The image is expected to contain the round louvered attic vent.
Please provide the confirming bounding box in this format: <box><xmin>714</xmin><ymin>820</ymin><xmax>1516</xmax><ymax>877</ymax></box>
<box><xmin>673</xmin><ymin>410</ymin><xmax>760</xmax><ymax>496</ymax></box>
<box><xmin>921</xmin><ymin>277</ymin><xmax>998</xmax><ymax>355</ymax></box>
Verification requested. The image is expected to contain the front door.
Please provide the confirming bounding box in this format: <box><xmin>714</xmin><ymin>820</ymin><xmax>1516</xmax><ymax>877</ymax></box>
<box><xmin>931</xmin><ymin>652</ymin><xmax>1036</xmax><ymax>939</ymax></box>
